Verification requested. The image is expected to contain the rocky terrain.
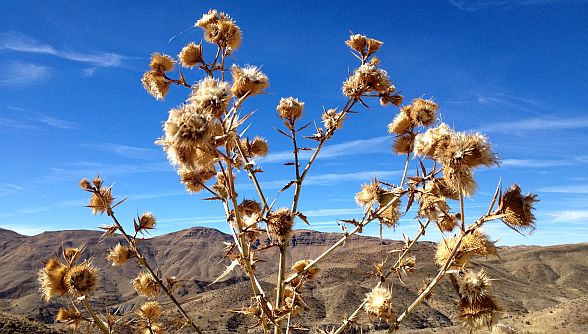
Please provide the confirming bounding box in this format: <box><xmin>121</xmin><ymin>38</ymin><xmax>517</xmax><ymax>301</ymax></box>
<box><xmin>0</xmin><ymin>227</ymin><xmax>586</xmax><ymax>333</ymax></box>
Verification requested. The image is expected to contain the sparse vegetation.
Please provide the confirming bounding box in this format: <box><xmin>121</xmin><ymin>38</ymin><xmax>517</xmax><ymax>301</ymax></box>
<box><xmin>38</xmin><ymin>9</ymin><xmax>539</xmax><ymax>334</ymax></box>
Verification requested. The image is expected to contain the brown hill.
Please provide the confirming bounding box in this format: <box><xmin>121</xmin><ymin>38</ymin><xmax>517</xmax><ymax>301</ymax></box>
<box><xmin>0</xmin><ymin>227</ymin><xmax>586</xmax><ymax>333</ymax></box>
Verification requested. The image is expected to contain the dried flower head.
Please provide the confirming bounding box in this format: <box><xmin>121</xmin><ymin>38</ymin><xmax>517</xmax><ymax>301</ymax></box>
<box><xmin>460</xmin><ymin>269</ymin><xmax>492</xmax><ymax>304</ymax></box>
<box><xmin>413</xmin><ymin>123</ymin><xmax>453</xmax><ymax>158</ymax></box>
<box><xmin>393</xmin><ymin>134</ymin><xmax>413</xmax><ymax>154</ymax></box>
<box><xmin>162</xmin><ymin>105</ymin><xmax>214</xmax><ymax>148</ymax></box>
<box><xmin>211</xmin><ymin>170</ymin><xmax>236</xmax><ymax>198</ymax></box>
<box><xmin>277</xmin><ymin>97</ymin><xmax>304</xmax><ymax>121</ymax></box>
<box><xmin>139</xmin><ymin>211</ymin><xmax>157</xmax><ymax>230</ymax></box>
<box><xmin>64</xmin><ymin>262</ymin><xmax>98</xmax><ymax>297</ymax></box>
<box><xmin>149</xmin><ymin>53</ymin><xmax>175</xmax><ymax>73</ymax></box>
<box><xmin>79</xmin><ymin>178</ymin><xmax>92</xmax><ymax>190</ymax></box>
<box><xmin>267</xmin><ymin>208</ymin><xmax>294</xmax><ymax>243</ymax></box>
<box><xmin>178</xmin><ymin>164</ymin><xmax>216</xmax><ymax>193</ymax></box>
<box><xmin>88</xmin><ymin>187</ymin><xmax>113</xmax><ymax>215</ymax></box>
<box><xmin>106</xmin><ymin>243</ymin><xmax>134</xmax><ymax>266</ymax></box>
<box><xmin>355</xmin><ymin>181</ymin><xmax>381</xmax><ymax>208</ymax></box>
<box><xmin>196</xmin><ymin>10</ymin><xmax>241</xmax><ymax>50</ymax></box>
<box><xmin>459</xmin><ymin>294</ymin><xmax>500</xmax><ymax>332</ymax></box>
<box><xmin>342</xmin><ymin>63</ymin><xmax>391</xmax><ymax>98</ymax></box>
<box><xmin>462</xmin><ymin>229</ymin><xmax>498</xmax><ymax>259</ymax></box>
<box><xmin>410</xmin><ymin>98</ymin><xmax>438</xmax><ymax>127</ymax></box>
<box><xmin>133</xmin><ymin>271</ymin><xmax>160</xmax><ymax>298</ymax></box>
<box><xmin>38</xmin><ymin>257</ymin><xmax>69</xmax><ymax>301</ymax></box>
<box><xmin>231</xmin><ymin>65</ymin><xmax>269</xmax><ymax>98</ymax></box>
<box><xmin>247</xmin><ymin>136</ymin><xmax>269</xmax><ymax>157</ymax></box>
<box><xmin>55</xmin><ymin>308</ymin><xmax>84</xmax><ymax>330</ymax></box>
<box><xmin>291</xmin><ymin>259</ymin><xmax>319</xmax><ymax>280</ymax></box>
<box><xmin>141</xmin><ymin>69</ymin><xmax>170</xmax><ymax>100</ymax></box>
<box><xmin>137</xmin><ymin>301</ymin><xmax>163</xmax><ymax>321</ymax></box>
<box><xmin>417</xmin><ymin>190</ymin><xmax>456</xmax><ymax>231</ymax></box>
<box><xmin>189</xmin><ymin>77</ymin><xmax>231</xmax><ymax>118</ymax></box>
<box><xmin>322</xmin><ymin>108</ymin><xmax>345</xmax><ymax>132</ymax></box>
<box><xmin>345</xmin><ymin>34</ymin><xmax>383</xmax><ymax>58</ymax></box>
<box><xmin>178</xmin><ymin>42</ymin><xmax>204</xmax><ymax>68</ymax></box>
<box><xmin>435</xmin><ymin>237</ymin><xmax>470</xmax><ymax>268</ymax></box>
<box><xmin>238</xmin><ymin>199</ymin><xmax>262</xmax><ymax>217</ymax></box>
<box><xmin>388</xmin><ymin>109</ymin><xmax>413</xmax><ymax>134</ymax></box>
<box><xmin>497</xmin><ymin>184</ymin><xmax>538</xmax><ymax>233</ymax></box>
<box><xmin>364</xmin><ymin>286</ymin><xmax>395</xmax><ymax>320</ymax></box>
<box><xmin>378</xmin><ymin>197</ymin><xmax>401</xmax><ymax>228</ymax></box>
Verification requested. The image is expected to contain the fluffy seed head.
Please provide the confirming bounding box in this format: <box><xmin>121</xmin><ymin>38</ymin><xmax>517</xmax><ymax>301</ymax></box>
<box><xmin>38</xmin><ymin>258</ymin><xmax>69</xmax><ymax>301</ymax></box>
<box><xmin>133</xmin><ymin>272</ymin><xmax>160</xmax><ymax>298</ymax></box>
<box><xmin>139</xmin><ymin>211</ymin><xmax>157</xmax><ymax>229</ymax></box>
<box><xmin>55</xmin><ymin>308</ymin><xmax>84</xmax><ymax>330</ymax></box>
<box><xmin>462</xmin><ymin>229</ymin><xmax>498</xmax><ymax>259</ymax></box>
<box><xmin>388</xmin><ymin>110</ymin><xmax>413</xmax><ymax>134</ymax></box>
<box><xmin>178</xmin><ymin>164</ymin><xmax>216</xmax><ymax>193</ymax></box>
<box><xmin>413</xmin><ymin>123</ymin><xmax>453</xmax><ymax>158</ymax></box>
<box><xmin>435</xmin><ymin>237</ymin><xmax>470</xmax><ymax>268</ymax></box>
<box><xmin>211</xmin><ymin>171</ymin><xmax>236</xmax><ymax>198</ymax></box>
<box><xmin>137</xmin><ymin>301</ymin><xmax>163</xmax><ymax>321</ymax></box>
<box><xmin>460</xmin><ymin>269</ymin><xmax>492</xmax><ymax>303</ymax></box>
<box><xmin>322</xmin><ymin>108</ymin><xmax>345</xmax><ymax>131</ymax></box>
<box><xmin>364</xmin><ymin>286</ymin><xmax>395</xmax><ymax>320</ymax></box>
<box><xmin>106</xmin><ymin>244</ymin><xmax>133</xmax><ymax>266</ymax></box>
<box><xmin>378</xmin><ymin>197</ymin><xmax>401</xmax><ymax>228</ymax></box>
<box><xmin>459</xmin><ymin>294</ymin><xmax>500</xmax><ymax>332</ymax></box>
<box><xmin>64</xmin><ymin>262</ymin><xmax>98</xmax><ymax>297</ymax></box>
<box><xmin>164</xmin><ymin>105</ymin><xmax>214</xmax><ymax>148</ymax></box>
<box><xmin>497</xmin><ymin>184</ymin><xmax>538</xmax><ymax>233</ymax></box>
<box><xmin>267</xmin><ymin>208</ymin><xmax>294</xmax><ymax>244</ymax></box>
<box><xmin>149</xmin><ymin>53</ymin><xmax>175</xmax><ymax>73</ymax></box>
<box><xmin>196</xmin><ymin>10</ymin><xmax>241</xmax><ymax>50</ymax></box>
<box><xmin>231</xmin><ymin>65</ymin><xmax>269</xmax><ymax>98</ymax></box>
<box><xmin>291</xmin><ymin>259</ymin><xmax>319</xmax><ymax>280</ymax></box>
<box><xmin>141</xmin><ymin>70</ymin><xmax>170</xmax><ymax>100</ymax></box>
<box><xmin>355</xmin><ymin>182</ymin><xmax>381</xmax><ymax>208</ymax></box>
<box><xmin>247</xmin><ymin>136</ymin><xmax>269</xmax><ymax>157</ymax></box>
<box><xmin>88</xmin><ymin>187</ymin><xmax>113</xmax><ymax>215</ymax></box>
<box><xmin>178</xmin><ymin>42</ymin><xmax>204</xmax><ymax>68</ymax></box>
<box><xmin>342</xmin><ymin>63</ymin><xmax>391</xmax><ymax>98</ymax></box>
<box><xmin>393</xmin><ymin>134</ymin><xmax>413</xmax><ymax>154</ymax></box>
<box><xmin>410</xmin><ymin>98</ymin><xmax>438</xmax><ymax>126</ymax></box>
<box><xmin>79</xmin><ymin>178</ymin><xmax>91</xmax><ymax>190</ymax></box>
<box><xmin>277</xmin><ymin>97</ymin><xmax>304</xmax><ymax>121</ymax></box>
<box><xmin>443</xmin><ymin>164</ymin><xmax>477</xmax><ymax>197</ymax></box>
<box><xmin>189</xmin><ymin>78</ymin><xmax>231</xmax><ymax>118</ymax></box>
<box><xmin>345</xmin><ymin>34</ymin><xmax>384</xmax><ymax>58</ymax></box>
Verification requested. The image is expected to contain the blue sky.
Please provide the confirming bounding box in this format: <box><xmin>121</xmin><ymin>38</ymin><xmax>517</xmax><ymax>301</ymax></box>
<box><xmin>1</xmin><ymin>1</ymin><xmax>587</xmax><ymax>246</ymax></box>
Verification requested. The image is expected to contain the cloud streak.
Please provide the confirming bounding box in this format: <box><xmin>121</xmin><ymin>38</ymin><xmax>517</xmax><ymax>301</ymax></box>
<box><xmin>539</xmin><ymin>183</ymin><xmax>588</xmax><ymax>194</ymax></box>
<box><xmin>477</xmin><ymin>116</ymin><xmax>588</xmax><ymax>133</ymax></box>
<box><xmin>0</xmin><ymin>32</ymin><xmax>125</xmax><ymax>67</ymax></box>
<box><xmin>449</xmin><ymin>0</ymin><xmax>573</xmax><ymax>11</ymax></box>
<box><xmin>261</xmin><ymin>136</ymin><xmax>390</xmax><ymax>163</ymax></box>
<box><xmin>0</xmin><ymin>61</ymin><xmax>52</xmax><ymax>86</ymax></box>
<box><xmin>82</xmin><ymin>143</ymin><xmax>161</xmax><ymax>160</ymax></box>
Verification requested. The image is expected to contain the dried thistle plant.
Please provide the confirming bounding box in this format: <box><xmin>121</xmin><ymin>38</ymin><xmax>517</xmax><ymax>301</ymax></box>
<box><xmin>40</xmin><ymin>9</ymin><xmax>540</xmax><ymax>334</ymax></box>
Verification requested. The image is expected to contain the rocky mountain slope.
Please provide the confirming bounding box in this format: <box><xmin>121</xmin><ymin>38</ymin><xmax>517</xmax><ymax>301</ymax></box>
<box><xmin>0</xmin><ymin>227</ymin><xmax>586</xmax><ymax>333</ymax></box>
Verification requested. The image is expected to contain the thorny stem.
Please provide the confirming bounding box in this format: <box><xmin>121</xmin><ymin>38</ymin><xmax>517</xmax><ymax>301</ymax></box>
<box><xmin>81</xmin><ymin>297</ymin><xmax>109</xmax><ymax>334</ymax></box>
<box><xmin>333</xmin><ymin>220</ymin><xmax>431</xmax><ymax>334</ymax></box>
<box><xmin>283</xmin><ymin>196</ymin><xmax>400</xmax><ymax>286</ymax></box>
<box><xmin>400</xmin><ymin>151</ymin><xmax>411</xmax><ymax>187</ymax></box>
<box><xmin>234</xmin><ymin>138</ymin><xmax>270</xmax><ymax>211</ymax></box>
<box><xmin>459</xmin><ymin>187</ymin><xmax>466</xmax><ymax>232</ymax></box>
<box><xmin>99</xmin><ymin>196</ymin><xmax>203</xmax><ymax>334</ymax></box>
<box><xmin>392</xmin><ymin>182</ymin><xmax>503</xmax><ymax>332</ymax></box>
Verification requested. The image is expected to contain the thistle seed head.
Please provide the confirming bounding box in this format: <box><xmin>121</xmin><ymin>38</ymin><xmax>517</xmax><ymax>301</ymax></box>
<box><xmin>364</xmin><ymin>286</ymin><xmax>395</xmax><ymax>320</ymax></box>
<box><xmin>133</xmin><ymin>271</ymin><xmax>160</xmax><ymax>299</ymax></box>
<box><xmin>64</xmin><ymin>262</ymin><xmax>98</xmax><ymax>297</ymax></box>
<box><xmin>178</xmin><ymin>42</ymin><xmax>204</xmax><ymax>68</ymax></box>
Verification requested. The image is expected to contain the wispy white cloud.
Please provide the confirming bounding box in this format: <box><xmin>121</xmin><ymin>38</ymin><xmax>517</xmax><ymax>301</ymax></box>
<box><xmin>477</xmin><ymin>116</ymin><xmax>588</xmax><ymax>133</ymax></box>
<box><xmin>0</xmin><ymin>32</ymin><xmax>125</xmax><ymax>67</ymax></box>
<box><xmin>36</xmin><ymin>114</ymin><xmax>77</xmax><ymax>129</ymax></box>
<box><xmin>81</xmin><ymin>67</ymin><xmax>97</xmax><ymax>77</ymax></box>
<box><xmin>0</xmin><ymin>61</ymin><xmax>52</xmax><ymax>86</ymax></box>
<box><xmin>0</xmin><ymin>109</ymin><xmax>77</xmax><ymax>129</ymax></box>
<box><xmin>303</xmin><ymin>208</ymin><xmax>363</xmax><ymax>217</ymax></box>
<box><xmin>82</xmin><ymin>143</ymin><xmax>160</xmax><ymax>160</ymax></box>
<box><xmin>40</xmin><ymin>161</ymin><xmax>170</xmax><ymax>183</ymax></box>
<box><xmin>0</xmin><ymin>184</ymin><xmax>26</xmax><ymax>197</ymax></box>
<box><xmin>547</xmin><ymin>210</ymin><xmax>588</xmax><ymax>223</ymax></box>
<box><xmin>539</xmin><ymin>183</ymin><xmax>588</xmax><ymax>194</ymax></box>
<box><xmin>501</xmin><ymin>158</ymin><xmax>575</xmax><ymax>168</ymax></box>
<box><xmin>449</xmin><ymin>0</ymin><xmax>573</xmax><ymax>11</ymax></box>
<box><xmin>261</xmin><ymin>136</ymin><xmax>390</xmax><ymax>164</ymax></box>
<box><xmin>251</xmin><ymin>169</ymin><xmax>403</xmax><ymax>190</ymax></box>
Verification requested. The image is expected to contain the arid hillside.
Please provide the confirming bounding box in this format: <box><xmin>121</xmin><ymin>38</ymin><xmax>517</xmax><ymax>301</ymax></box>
<box><xmin>0</xmin><ymin>227</ymin><xmax>586</xmax><ymax>333</ymax></box>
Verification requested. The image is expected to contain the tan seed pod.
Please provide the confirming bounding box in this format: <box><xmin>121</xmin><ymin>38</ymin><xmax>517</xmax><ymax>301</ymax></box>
<box><xmin>497</xmin><ymin>184</ymin><xmax>538</xmax><ymax>233</ymax></box>
<box><xmin>291</xmin><ymin>259</ymin><xmax>319</xmax><ymax>280</ymax></box>
<box><xmin>267</xmin><ymin>208</ymin><xmax>294</xmax><ymax>244</ymax></box>
<box><xmin>137</xmin><ymin>301</ymin><xmax>163</xmax><ymax>321</ymax></box>
<box><xmin>277</xmin><ymin>97</ymin><xmax>304</xmax><ymax>121</ymax></box>
<box><xmin>364</xmin><ymin>286</ymin><xmax>395</xmax><ymax>320</ymax></box>
<box><xmin>133</xmin><ymin>272</ymin><xmax>160</xmax><ymax>298</ymax></box>
<box><xmin>178</xmin><ymin>42</ymin><xmax>204</xmax><ymax>68</ymax></box>
<box><xmin>38</xmin><ymin>258</ymin><xmax>69</xmax><ymax>301</ymax></box>
<box><xmin>88</xmin><ymin>187</ymin><xmax>114</xmax><ymax>215</ymax></box>
<box><xmin>64</xmin><ymin>262</ymin><xmax>98</xmax><ymax>297</ymax></box>
<box><xmin>106</xmin><ymin>243</ymin><xmax>133</xmax><ymax>266</ymax></box>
